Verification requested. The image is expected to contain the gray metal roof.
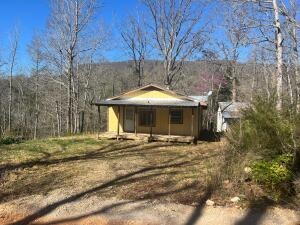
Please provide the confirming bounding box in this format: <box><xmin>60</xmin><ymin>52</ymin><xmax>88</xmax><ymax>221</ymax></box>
<box><xmin>222</xmin><ymin>111</ymin><xmax>241</xmax><ymax>119</ymax></box>
<box><xmin>189</xmin><ymin>95</ymin><xmax>208</xmax><ymax>102</ymax></box>
<box><xmin>219</xmin><ymin>102</ymin><xmax>249</xmax><ymax>119</ymax></box>
<box><xmin>93</xmin><ymin>84</ymin><xmax>208</xmax><ymax>107</ymax></box>
<box><xmin>95</xmin><ymin>99</ymin><xmax>200</xmax><ymax>107</ymax></box>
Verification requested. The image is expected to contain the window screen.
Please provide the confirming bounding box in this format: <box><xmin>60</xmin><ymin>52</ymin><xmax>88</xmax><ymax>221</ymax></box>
<box><xmin>170</xmin><ymin>109</ymin><xmax>183</xmax><ymax>124</ymax></box>
<box><xmin>125</xmin><ymin>108</ymin><xmax>134</xmax><ymax>120</ymax></box>
<box><xmin>139</xmin><ymin>109</ymin><xmax>155</xmax><ymax>126</ymax></box>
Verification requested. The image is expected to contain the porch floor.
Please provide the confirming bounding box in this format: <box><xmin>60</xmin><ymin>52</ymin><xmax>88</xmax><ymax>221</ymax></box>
<box><xmin>98</xmin><ymin>132</ymin><xmax>196</xmax><ymax>143</ymax></box>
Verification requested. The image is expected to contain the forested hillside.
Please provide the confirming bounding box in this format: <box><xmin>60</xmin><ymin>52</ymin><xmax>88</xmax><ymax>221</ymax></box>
<box><xmin>0</xmin><ymin>60</ymin><xmax>279</xmax><ymax>138</ymax></box>
<box><xmin>0</xmin><ymin>0</ymin><xmax>300</xmax><ymax>217</ymax></box>
<box><xmin>0</xmin><ymin>0</ymin><xmax>299</xmax><ymax>140</ymax></box>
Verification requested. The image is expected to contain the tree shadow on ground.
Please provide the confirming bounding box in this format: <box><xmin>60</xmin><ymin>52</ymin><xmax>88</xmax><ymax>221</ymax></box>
<box><xmin>8</xmin><ymin>159</ymin><xmax>194</xmax><ymax>225</ymax></box>
<box><xmin>234</xmin><ymin>198</ymin><xmax>274</xmax><ymax>225</ymax></box>
<box><xmin>183</xmin><ymin>185</ymin><xmax>212</xmax><ymax>225</ymax></box>
<box><xmin>1</xmin><ymin>140</ymin><xmax>223</xmax><ymax>225</ymax></box>
<box><xmin>0</xmin><ymin>139</ymin><xmax>216</xmax><ymax>176</ymax></box>
<box><xmin>0</xmin><ymin>142</ymin><xmax>183</xmax><ymax>201</ymax></box>
<box><xmin>32</xmin><ymin>184</ymin><xmax>197</xmax><ymax>225</ymax></box>
<box><xmin>0</xmin><ymin>141</ymin><xmax>152</xmax><ymax>174</ymax></box>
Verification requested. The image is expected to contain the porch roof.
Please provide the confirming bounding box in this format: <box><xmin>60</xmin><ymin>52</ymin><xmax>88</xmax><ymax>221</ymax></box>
<box><xmin>95</xmin><ymin>98</ymin><xmax>200</xmax><ymax>107</ymax></box>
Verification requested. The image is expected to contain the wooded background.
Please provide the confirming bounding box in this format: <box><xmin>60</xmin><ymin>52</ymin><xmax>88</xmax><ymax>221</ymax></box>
<box><xmin>0</xmin><ymin>0</ymin><xmax>299</xmax><ymax>139</ymax></box>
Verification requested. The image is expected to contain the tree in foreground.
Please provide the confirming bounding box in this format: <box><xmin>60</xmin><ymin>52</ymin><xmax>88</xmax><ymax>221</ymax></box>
<box><xmin>143</xmin><ymin>0</ymin><xmax>209</xmax><ymax>89</ymax></box>
<box><xmin>121</xmin><ymin>14</ymin><xmax>148</xmax><ymax>87</ymax></box>
<box><xmin>44</xmin><ymin>0</ymin><xmax>106</xmax><ymax>134</ymax></box>
<box><xmin>7</xmin><ymin>28</ymin><xmax>19</xmax><ymax>134</ymax></box>
<box><xmin>28</xmin><ymin>34</ymin><xmax>44</xmax><ymax>139</ymax></box>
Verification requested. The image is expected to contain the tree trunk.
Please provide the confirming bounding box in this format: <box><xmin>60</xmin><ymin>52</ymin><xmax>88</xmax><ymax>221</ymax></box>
<box><xmin>272</xmin><ymin>0</ymin><xmax>283</xmax><ymax>110</ymax></box>
<box><xmin>74</xmin><ymin>66</ymin><xmax>80</xmax><ymax>133</ymax></box>
<box><xmin>59</xmin><ymin>62</ymin><xmax>63</xmax><ymax>135</ymax></box>
<box><xmin>291</xmin><ymin>14</ymin><xmax>300</xmax><ymax>112</ymax></box>
<box><xmin>250</xmin><ymin>76</ymin><xmax>255</xmax><ymax>102</ymax></box>
<box><xmin>7</xmin><ymin>30</ymin><xmax>18</xmax><ymax>134</ymax></box>
<box><xmin>67</xmin><ymin>61</ymin><xmax>73</xmax><ymax>133</ymax></box>
<box><xmin>56</xmin><ymin>101</ymin><xmax>60</xmax><ymax>137</ymax></box>
<box><xmin>8</xmin><ymin>71</ymin><xmax>12</xmax><ymax>133</ymax></box>
<box><xmin>287</xmin><ymin>66</ymin><xmax>294</xmax><ymax>105</ymax></box>
<box><xmin>34</xmin><ymin>63</ymin><xmax>39</xmax><ymax>140</ymax></box>
<box><xmin>80</xmin><ymin>111</ymin><xmax>85</xmax><ymax>133</ymax></box>
<box><xmin>232</xmin><ymin>77</ymin><xmax>237</xmax><ymax>102</ymax></box>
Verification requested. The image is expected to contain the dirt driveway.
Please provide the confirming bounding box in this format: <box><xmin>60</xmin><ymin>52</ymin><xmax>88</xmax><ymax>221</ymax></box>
<box><xmin>0</xmin><ymin>191</ymin><xmax>299</xmax><ymax>225</ymax></box>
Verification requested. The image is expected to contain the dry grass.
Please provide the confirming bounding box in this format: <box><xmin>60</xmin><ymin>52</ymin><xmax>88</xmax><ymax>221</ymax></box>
<box><xmin>0</xmin><ymin>135</ymin><xmax>226</xmax><ymax>205</ymax></box>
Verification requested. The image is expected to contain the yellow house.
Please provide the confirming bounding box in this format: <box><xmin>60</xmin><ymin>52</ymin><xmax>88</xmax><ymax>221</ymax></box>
<box><xmin>95</xmin><ymin>84</ymin><xmax>207</xmax><ymax>143</ymax></box>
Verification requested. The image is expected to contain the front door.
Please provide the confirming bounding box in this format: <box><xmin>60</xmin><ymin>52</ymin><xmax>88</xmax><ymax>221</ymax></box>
<box><xmin>124</xmin><ymin>107</ymin><xmax>134</xmax><ymax>132</ymax></box>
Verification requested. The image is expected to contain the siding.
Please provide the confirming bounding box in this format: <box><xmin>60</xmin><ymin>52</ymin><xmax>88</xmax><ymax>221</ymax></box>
<box><xmin>108</xmin><ymin>106</ymin><xmax>124</xmax><ymax>132</ymax></box>
<box><xmin>108</xmin><ymin>106</ymin><xmax>199</xmax><ymax>137</ymax></box>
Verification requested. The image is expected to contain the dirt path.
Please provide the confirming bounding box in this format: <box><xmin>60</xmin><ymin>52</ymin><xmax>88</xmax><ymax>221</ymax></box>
<box><xmin>0</xmin><ymin>191</ymin><xmax>299</xmax><ymax>225</ymax></box>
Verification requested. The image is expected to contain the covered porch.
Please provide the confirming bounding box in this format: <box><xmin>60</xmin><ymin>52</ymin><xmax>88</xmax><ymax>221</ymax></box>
<box><xmin>95</xmin><ymin>103</ymin><xmax>205</xmax><ymax>143</ymax></box>
<box><xmin>98</xmin><ymin>131</ymin><xmax>196</xmax><ymax>143</ymax></box>
<box><xmin>93</xmin><ymin>84</ymin><xmax>207</xmax><ymax>144</ymax></box>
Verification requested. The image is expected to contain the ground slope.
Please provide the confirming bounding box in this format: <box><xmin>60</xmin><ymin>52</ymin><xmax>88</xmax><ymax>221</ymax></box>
<box><xmin>0</xmin><ymin>135</ymin><xmax>299</xmax><ymax>225</ymax></box>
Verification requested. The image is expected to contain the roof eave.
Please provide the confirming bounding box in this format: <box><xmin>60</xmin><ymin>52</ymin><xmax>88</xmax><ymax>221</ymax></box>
<box><xmin>93</xmin><ymin>100</ymin><xmax>201</xmax><ymax>108</ymax></box>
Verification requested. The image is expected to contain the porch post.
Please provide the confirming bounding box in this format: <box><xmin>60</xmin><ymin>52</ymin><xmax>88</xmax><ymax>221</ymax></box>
<box><xmin>197</xmin><ymin>105</ymin><xmax>199</xmax><ymax>139</ymax></box>
<box><xmin>122</xmin><ymin>106</ymin><xmax>125</xmax><ymax>132</ymax></box>
<box><xmin>117</xmin><ymin>105</ymin><xmax>120</xmax><ymax>139</ymax></box>
<box><xmin>150</xmin><ymin>106</ymin><xmax>153</xmax><ymax>140</ymax></box>
<box><xmin>134</xmin><ymin>106</ymin><xmax>137</xmax><ymax>136</ymax></box>
<box><xmin>199</xmin><ymin>105</ymin><xmax>203</xmax><ymax>133</ymax></box>
<box><xmin>191</xmin><ymin>108</ymin><xmax>194</xmax><ymax>137</ymax></box>
<box><xmin>168</xmin><ymin>107</ymin><xmax>171</xmax><ymax>138</ymax></box>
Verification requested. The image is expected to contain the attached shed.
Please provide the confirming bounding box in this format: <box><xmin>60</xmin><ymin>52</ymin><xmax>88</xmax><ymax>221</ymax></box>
<box><xmin>217</xmin><ymin>102</ymin><xmax>249</xmax><ymax>132</ymax></box>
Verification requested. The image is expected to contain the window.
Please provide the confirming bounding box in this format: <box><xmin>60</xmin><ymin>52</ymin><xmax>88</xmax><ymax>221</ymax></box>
<box><xmin>139</xmin><ymin>109</ymin><xmax>155</xmax><ymax>127</ymax></box>
<box><xmin>170</xmin><ymin>109</ymin><xmax>183</xmax><ymax>124</ymax></box>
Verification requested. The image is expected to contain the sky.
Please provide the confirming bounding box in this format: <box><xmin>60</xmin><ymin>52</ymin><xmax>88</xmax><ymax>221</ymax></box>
<box><xmin>0</xmin><ymin>0</ymin><xmax>137</xmax><ymax>73</ymax></box>
<box><xmin>0</xmin><ymin>0</ymin><xmax>255</xmax><ymax>75</ymax></box>
<box><xmin>0</xmin><ymin>0</ymin><xmax>48</xmax><ymax>72</ymax></box>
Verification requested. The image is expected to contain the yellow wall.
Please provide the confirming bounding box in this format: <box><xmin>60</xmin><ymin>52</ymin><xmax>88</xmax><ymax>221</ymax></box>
<box><xmin>107</xmin><ymin>106</ymin><xmax>200</xmax><ymax>137</ymax></box>
<box><xmin>107</xmin><ymin>87</ymin><xmax>201</xmax><ymax>137</ymax></box>
<box><xmin>118</xmin><ymin>89</ymin><xmax>183</xmax><ymax>100</ymax></box>
<box><xmin>108</xmin><ymin>106</ymin><xmax>124</xmax><ymax>132</ymax></box>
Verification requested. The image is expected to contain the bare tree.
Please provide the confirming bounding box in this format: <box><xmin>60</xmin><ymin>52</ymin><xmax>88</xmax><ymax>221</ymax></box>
<box><xmin>78</xmin><ymin>36</ymin><xmax>106</xmax><ymax>133</ymax></box>
<box><xmin>219</xmin><ymin>3</ymin><xmax>249</xmax><ymax>102</ymax></box>
<box><xmin>28</xmin><ymin>34</ymin><xmax>44</xmax><ymax>139</ymax></box>
<box><xmin>7</xmin><ymin>28</ymin><xmax>19</xmax><ymax>133</ymax></box>
<box><xmin>45</xmin><ymin>0</ymin><xmax>103</xmax><ymax>133</ymax></box>
<box><xmin>121</xmin><ymin>14</ymin><xmax>148</xmax><ymax>87</ymax></box>
<box><xmin>143</xmin><ymin>0</ymin><xmax>208</xmax><ymax>89</ymax></box>
<box><xmin>239</xmin><ymin>0</ymin><xmax>284</xmax><ymax>109</ymax></box>
<box><xmin>280</xmin><ymin>0</ymin><xmax>299</xmax><ymax>111</ymax></box>
<box><xmin>272</xmin><ymin>0</ymin><xmax>284</xmax><ymax>110</ymax></box>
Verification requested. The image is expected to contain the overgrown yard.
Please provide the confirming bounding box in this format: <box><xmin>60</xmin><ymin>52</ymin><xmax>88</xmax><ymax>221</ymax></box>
<box><xmin>0</xmin><ymin>135</ymin><xmax>225</xmax><ymax>206</ymax></box>
<box><xmin>1</xmin><ymin>136</ymin><xmax>299</xmax><ymax>225</ymax></box>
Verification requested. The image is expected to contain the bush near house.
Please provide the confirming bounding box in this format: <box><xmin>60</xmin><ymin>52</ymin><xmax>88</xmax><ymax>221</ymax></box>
<box><xmin>251</xmin><ymin>154</ymin><xmax>294</xmax><ymax>200</ymax></box>
<box><xmin>226</xmin><ymin>98</ymin><xmax>300</xmax><ymax>202</ymax></box>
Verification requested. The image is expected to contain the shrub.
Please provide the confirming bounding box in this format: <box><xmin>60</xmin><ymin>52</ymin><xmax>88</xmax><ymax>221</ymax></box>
<box><xmin>227</xmin><ymin>98</ymin><xmax>295</xmax><ymax>159</ymax></box>
<box><xmin>251</xmin><ymin>154</ymin><xmax>293</xmax><ymax>199</ymax></box>
<box><xmin>0</xmin><ymin>136</ymin><xmax>23</xmax><ymax>145</ymax></box>
<box><xmin>225</xmin><ymin>97</ymin><xmax>299</xmax><ymax>200</ymax></box>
